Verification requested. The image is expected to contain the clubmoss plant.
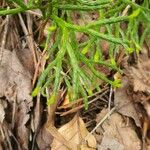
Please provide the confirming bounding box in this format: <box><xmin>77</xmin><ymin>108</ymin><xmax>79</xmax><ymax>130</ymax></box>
<box><xmin>2</xmin><ymin>0</ymin><xmax>150</xmax><ymax>109</ymax></box>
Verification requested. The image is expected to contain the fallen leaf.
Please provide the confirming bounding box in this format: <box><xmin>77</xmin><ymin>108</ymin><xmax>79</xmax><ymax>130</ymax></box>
<box><xmin>36</xmin><ymin>91</ymin><xmax>64</xmax><ymax>150</ymax></box>
<box><xmin>114</xmin><ymin>76</ymin><xmax>141</xmax><ymax>127</ymax></box>
<box><xmin>98</xmin><ymin>137</ymin><xmax>124</xmax><ymax>150</ymax></box>
<box><xmin>130</xmin><ymin>62</ymin><xmax>150</xmax><ymax>93</ymax></box>
<box><xmin>0</xmin><ymin>48</ymin><xmax>33</xmax><ymax>149</ymax></box>
<box><xmin>129</xmin><ymin>47</ymin><xmax>150</xmax><ymax>93</ymax></box>
<box><xmin>51</xmin><ymin>115</ymin><xmax>97</xmax><ymax>150</ymax></box>
<box><xmin>36</xmin><ymin>127</ymin><xmax>54</xmax><ymax>150</ymax></box>
<box><xmin>95</xmin><ymin>109</ymin><xmax>141</xmax><ymax>150</ymax></box>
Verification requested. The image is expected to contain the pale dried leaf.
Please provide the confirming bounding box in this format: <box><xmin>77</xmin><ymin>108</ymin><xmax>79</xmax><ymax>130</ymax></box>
<box><xmin>114</xmin><ymin>77</ymin><xmax>141</xmax><ymax>127</ymax></box>
<box><xmin>51</xmin><ymin>115</ymin><xmax>97</xmax><ymax>150</ymax></box>
<box><xmin>96</xmin><ymin>109</ymin><xmax>141</xmax><ymax>150</ymax></box>
<box><xmin>98</xmin><ymin>137</ymin><xmax>124</xmax><ymax>150</ymax></box>
<box><xmin>0</xmin><ymin>48</ymin><xmax>33</xmax><ymax>149</ymax></box>
<box><xmin>80</xmin><ymin>145</ymin><xmax>96</xmax><ymax>150</ymax></box>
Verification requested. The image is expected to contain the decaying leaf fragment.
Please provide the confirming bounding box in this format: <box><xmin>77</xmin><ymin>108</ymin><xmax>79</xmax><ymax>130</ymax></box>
<box><xmin>0</xmin><ymin>48</ymin><xmax>33</xmax><ymax>149</ymax></box>
<box><xmin>51</xmin><ymin>115</ymin><xmax>97</xmax><ymax>150</ymax></box>
<box><xmin>129</xmin><ymin>47</ymin><xmax>150</xmax><ymax>94</ymax></box>
<box><xmin>95</xmin><ymin>109</ymin><xmax>141</xmax><ymax>150</ymax></box>
<box><xmin>124</xmin><ymin>46</ymin><xmax>150</xmax><ymax>120</ymax></box>
<box><xmin>114</xmin><ymin>77</ymin><xmax>141</xmax><ymax>127</ymax></box>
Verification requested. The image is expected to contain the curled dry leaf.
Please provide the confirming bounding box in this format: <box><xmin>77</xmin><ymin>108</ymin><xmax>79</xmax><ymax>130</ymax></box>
<box><xmin>51</xmin><ymin>115</ymin><xmax>97</xmax><ymax>150</ymax></box>
<box><xmin>114</xmin><ymin>77</ymin><xmax>141</xmax><ymax>127</ymax></box>
<box><xmin>95</xmin><ymin>109</ymin><xmax>141</xmax><ymax>150</ymax></box>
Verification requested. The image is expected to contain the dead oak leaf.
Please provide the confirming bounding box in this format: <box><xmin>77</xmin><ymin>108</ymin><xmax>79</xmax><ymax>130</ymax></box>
<box><xmin>51</xmin><ymin>115</ymin><xmax>97</xmax><ymax>150</ymax></box>
<box><xmin>95</xmin><ymin>109</ymin><xmax>141</xmax><ymax>150</ymax></box>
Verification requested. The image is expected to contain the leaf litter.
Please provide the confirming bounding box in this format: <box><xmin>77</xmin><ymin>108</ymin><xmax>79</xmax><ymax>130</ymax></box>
<box><xmin>114</xmin><ymin>76</ymin><xmax>141</xmax><ymax>127</ymax></box>
<box><xmin>1</xmin><ymin>40</ymin><xmax>149</xmax><ymax>149</ymax></box>
<box><xmin>0</xmin><ymin>48</ymin><xmax>33</xmax><ymax>149</ymax></box>
<box><xmin>51</xmin><ymin>114</ymin><xmax>97</xmax><ymax>150</ymax></box>
<box><xmin>95</xmin><ymin>109</ymin><xmax>141</xmax><ymax>150</ymax></box>
<box><xmin>128</xmin><ymin>46</ymin><xmax>150</xmax><ymax>94</ymax></box>
<box><xmin>0</xmin><ymin>1</ymin><xmax>150</xmax><ymax>150</ymax></box>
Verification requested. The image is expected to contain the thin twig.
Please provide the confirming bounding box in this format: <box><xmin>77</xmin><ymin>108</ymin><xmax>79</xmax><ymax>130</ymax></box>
<box><xmin>0</xmin><ymin>11</ymin><xmax>9</xmax><ymax>65</ymax></box>
<box><xmin>18</xmin><ymin>14</ymin><xmax>37</xmax><ymax>69</ymax></box>
<box><xmin>26</xmin><ymin>10</ymin><xmax>37</xmax><ymax>66</ymax></box>
<box><xmin>84</xmin><ymin>107</ymin><xmax>116</xmax><ymax>141</ymax></box>
<box><xmin>122</xmin><ymin>0</ymin><xmax>135</xmax><ymax>16</ymax></box>
<box><xmin>31</xmin><ymin>93</ymin><xmax>41</xmax><ymax>150</ymax></box>
<box><xmin>0</xmin><ymin>124</ymin><xmax>5</xmax><ymax>139</ymax></box>
<box><xmin>8</xmin><ymin>130</ymin><xmax>21</xmax><ymax>150</ymax></box>
<box><xmin>32</xmin><ymin>50</ymin><xmax>46</xmax><ymax>86</ymax></box>
<box><xmin>108</xmin><ymin>85</ymin><xmax>113</xmax><ymax>111</ymax></box>
<box><xmin>27</xmin><ymin>10</ymin><xmax>42</xmax><ymax>17</ymax></box>
<box><xmin>3</xmin><ymin>126</ymin><xmax>13</xmax><ymax>150</ymax></box>
<box><xmin>59</xmin><ymin>90</ymin><xmax>110</xmax><ymax>116</ymax></box>
<box><xmin>11</xmin><ymin>89</ymin><xmax>17</xmax><ymax>129</ymax></box>
<box><xmin>57</xmin><ymin>86</ymin><xmax>108</xmax><ymax>109</ymax></box>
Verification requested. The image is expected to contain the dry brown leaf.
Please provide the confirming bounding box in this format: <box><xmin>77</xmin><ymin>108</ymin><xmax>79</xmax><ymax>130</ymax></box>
<box><xmin>129</xmin><ymin>47</ymin><xmax>150</xmax><ymax>93</ymax></box>
<box><xmin>96</xmin><ymin>109</ymin><xmax>141</xmax><ymax>150</ymax></box>
<box><xmin>130</xmin><ymin>62</ymin><xmax>150</xmax><ymax>93</ymax></box>
<box><xmin>98</xmin><ymin>137</ymin><xmax>124</xmax><ymax>150</ymax></box>
<box><xmin>0</xmin><ymin>48</ymin><xmax>33</xmax><ymax>149</ymax></box>
<box><xmin>36</xmin><ymin>91</ymin><xmax>65</xmax><ymax>150</ymax></box>
<box><xmin>36</xmin><ymin>127</ymin><xmax>54</xmax><ymax>150</ymax></box>
<box><xmin>114</xmin><ymin>77</ymin><xmax>141</xmax><ymax>127</ymax></box>
<box><xmin>51</xmin><ymin>115</ymin><xmax>97</xmax><ymax>150</ymax></box>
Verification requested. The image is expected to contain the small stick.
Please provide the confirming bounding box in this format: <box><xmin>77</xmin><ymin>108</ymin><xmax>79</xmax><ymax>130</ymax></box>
<box><xmin>84</xmin><ymin>107</ymin><xmax>116</xmax><ymax>141</ymax></box>
<box><xmin>59</xmin><ymin>94</ymin><xmax>109</xmax><ymax>116</ymax></box>
<box><xmin>122</xmin><ymin>0</ymin><xmax>135</xmax><ymax>16</ymax></box>
<box><xmin>108</xmin><ymin>85</ymin><xmax>113</xmax><ymax>111</ymax></box>
<box><xmin>0</xmin><ymin>10</ymin><xmax>9</xmax><ymax>65</ymax></box>
<box><xmin>18</xmin><ymin>14</ymin><xmax>37</xmax><ymax>69</ymax></box>
<box><xmin>31</xmin><ymin>93</ymin><xmax>41</xmax><ymax>150</ymax></box>
<box><xmin>58</xmin><ymin>86</ymin><xmax>108</xmax><ymax>109</ymax></box>
<box><xmin>27</xmin><ymin>10</ymin><xmax>42</xmax><ymax>17</ymax></box>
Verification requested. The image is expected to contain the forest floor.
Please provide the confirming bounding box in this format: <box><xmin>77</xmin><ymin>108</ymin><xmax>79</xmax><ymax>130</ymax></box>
<box><xmin>0</xmin><ymin>1</ymin><xmax>150</xmax><ymax>150</ymax></box>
